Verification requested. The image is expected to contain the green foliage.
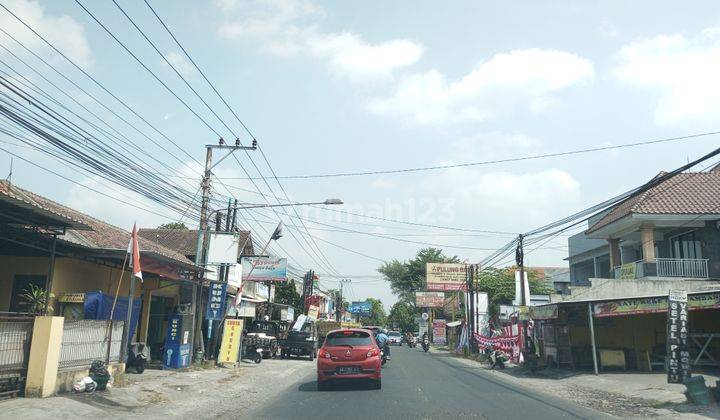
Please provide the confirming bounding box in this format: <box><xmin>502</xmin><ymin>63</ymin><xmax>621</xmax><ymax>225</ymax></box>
<box><xmin>387</xmin><ymin>300</ymin><xmax>418</xmax><ymax>333</ymax></box>
<box><xmin>157</xmin><ymin>222</ymin><xmax>189</xmax><ymax>229</ymax></box>
<box><xmin>361</xmin><ymin>298</ymin><xmax>387</xmax><ymax>326</ymax></box>
<box><xmin>377</xmin><ymin>248</ymin><xmax>460</xmax><ymax>304</ymax></box>
<box><xmin>21</xmin><ymin>284</ymin><xmax>53</xmax><ymax>314</ymax></box>
<box><xmin>475</xmin><ymin>267</ymin><xmax>551</xmax><ymax>316</ymax></box>
<box><xmin>274</xmin><ymin>279</ymin><xmax>303</xmax><ymax>310</ymax></box>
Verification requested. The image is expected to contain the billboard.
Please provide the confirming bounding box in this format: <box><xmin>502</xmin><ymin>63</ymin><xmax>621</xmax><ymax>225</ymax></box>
<box><xmin>241</xmin><ymin>257</ymin><xmax>287</xmax><ymax>282</ymax></box>
<box><xmin>218</xmin><ymin>319</ymin><xmax>243</xmax><ymax>365</ymax></box>
<box><xmin>349</xmin><ymin>301</ymin><xmax>372</xmax><ymax>316</ymax></box>
<box><xmin>426</xmin><ymin>263</ymin><xmax>467</xmax><ymax>291</ymax></box>
<box><xmin>416</xmin><ymin>292</ymin><xmax>445</xmax><ymax>307</ymax></box>
<box><xmin>207</xmin><ymin>232</ymin><xmax>241</xmax><ymax>265</ymax></box>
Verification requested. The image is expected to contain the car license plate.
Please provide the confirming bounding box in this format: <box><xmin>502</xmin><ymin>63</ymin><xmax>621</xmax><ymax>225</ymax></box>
<box><xmin>336</xmin><ymin>366</ymin><xmax>359</xmax><ymax>375</ymax></box>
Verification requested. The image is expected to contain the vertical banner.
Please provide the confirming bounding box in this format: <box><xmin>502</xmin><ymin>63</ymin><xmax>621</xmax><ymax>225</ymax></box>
<box><xmin>206</xmin><ymin>281</ymin><xmax>227</xmax><ymax>320</ymax></box>
<box><xmin>432</xmin><ymin>319</ymin><xmax>447</xmax><ymax>345</ymax></box>
<box><xmin>667</xmin><ymin>289</ymin><xmax>691</xmax><ymax>384</ymax></box>
<box><xmin>219</xmin><ymin>318</ymin><xmax>244</xmax><ymax>364</ymax></box>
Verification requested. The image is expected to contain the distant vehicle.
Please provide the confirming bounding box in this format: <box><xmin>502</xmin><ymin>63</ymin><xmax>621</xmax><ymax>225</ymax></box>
<box><xmin>361</xmin><ymin>325</ymin><xmax>382</xmax><ymax>336</ymax></box>
<box><xmin>387</xmin><ymin>331</ymin><xmax>403</xmax><ymax>345</ymax></box>
<box><xmin>282</xmin><ymin>319</ymin><xmax>318</xmax><ymax>360</ymax></box>
<box><xmin>317</xmin><ymin>328</ymin><xmax>382</xmax><ymax>390</ymax></box>
<box><xmin>245</xmin><ymin>320</ymin><xmax>280</xmax><ymax>358</ymax></box>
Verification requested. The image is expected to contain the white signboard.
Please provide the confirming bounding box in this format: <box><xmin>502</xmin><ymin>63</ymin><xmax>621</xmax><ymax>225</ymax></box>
<box><xmin>293</xmin><ymin>314</ymin><xmax>308</xmax><ymax>331</ymax></box>
<box><xmin>207</xmin><ymin>233</ymin><xmax>240</xmax><ymax>265</ymax></box>
<box><xmin>227</xmin><ymin>263</ymin><xmax>241</xmax><ymax>288</ymax></box>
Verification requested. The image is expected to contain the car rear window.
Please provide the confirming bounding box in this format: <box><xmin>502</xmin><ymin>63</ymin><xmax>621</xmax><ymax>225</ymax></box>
<box><xmin>389</xmin><ymin>332</ymin><xmax>401</xmax><ymax>337</ymax></box>
<box><xmin>325</xmin><ymin>330</ymin><xmax>373</xmax><ymax>346</ymax></box>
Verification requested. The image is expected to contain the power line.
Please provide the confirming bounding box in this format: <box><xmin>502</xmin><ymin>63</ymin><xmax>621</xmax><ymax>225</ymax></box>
<box><xmin>201</xmin><ymin>131</ymin><xmax>720</xmax><ymax>180</ymax></box>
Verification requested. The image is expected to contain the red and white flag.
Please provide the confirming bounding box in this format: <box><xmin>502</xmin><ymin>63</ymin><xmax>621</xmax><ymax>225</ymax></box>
<box><xmin>127</xmin><ymin>223</ymin><xmax>143</xmax><ymax>282</ymax></box>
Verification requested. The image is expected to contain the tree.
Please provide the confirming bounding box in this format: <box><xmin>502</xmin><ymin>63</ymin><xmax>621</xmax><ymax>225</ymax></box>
<box><xmin>475</xmin><ymin>267</ymin><xmax>551</xmax><ymax>316</ymax></box>
<box><xmin>362</xmin><ymin>298</ymin><xmax>387</xmax><ymax>326</ymax></box>
<box><xmin>378</xmin><ymin>248</ymin><xmax>460</xmax><ymax>304</ymax></box>
<box><xmin>157</xmin><ymin>222</ymin><xmax>189</xmax><ymax>229</ymax></box>
<box><xmin>274</xmin><ymin>279</ymin><xmax>303</xmax><ymax>310</ymax></box>
<box><xmin>387</xmin><ymin>300</ymin><xmax>418</xmax><ymax>333</ymax></box>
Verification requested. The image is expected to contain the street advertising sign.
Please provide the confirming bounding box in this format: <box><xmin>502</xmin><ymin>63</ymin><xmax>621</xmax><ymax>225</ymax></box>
<box><xmin>219</xmin><ymin>318</ymin><xmax>244</xmax><ymax>365</ymax></box>
<box><xmin>283</xmin><ymin>307</ymin><xmax>295</xmax><ymax>322</ymax></box>
<box><xmin>593</xmin><ymin>292</ymin><xmax>720</xmax><ymax>317</ymax></box>
<box><xmin>348</xmin><ymin>301</ymin><xmax>372</xmax><ymax>315</ymax></box>
<box><xmin>529</xmin><ymin>304</ymin><xmax>558</xmax><ymax>320</ymax></box>
<box><xmin>432</xmin><ymin>319</ymin><xmax>447</xmax><ymax>345</ymax></box>
<box><xmin>241</xmin><ymin>257</ymin><xmax>288</xmax><ymax>282</ymax></box>
<box><xmin>207</xmin><ymin>232</ymin><xmax>241</xmax><ymax>265</ymax></box>
<box><xmin>667</xmin><ymin>290</ymin><xmax>691</xmax><ymax>384</ymax></box>
<box><xmin>293</xmin><ymin>314</ymin><xmax>308</xmax><ymax>331</ymax></box>
<box><xmin>307</xmin><ymin>305</ymin><xmax>320</xmax><ymax>320</ymax></box>
<box><xmin>205</xmin><ymin>281</ymin><xmax>227</xmax><ymax>320</ymax></box>
<box><xmin>416</xmin><ymin>291</ymin><xmax>445</xmax><ymax>307</ymax></box>
<box><xmin>426</xmin><ymin>263</ymin><xmax>467</xmax><ymax>291</ymax></box>
<box><xmin>619</xmin><ymin>262</ymin><xmax>637</xmax><ymax>280</ymax></box>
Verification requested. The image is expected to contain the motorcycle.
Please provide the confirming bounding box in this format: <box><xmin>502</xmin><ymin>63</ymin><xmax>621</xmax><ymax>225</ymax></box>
<box><xmin>488</xmin><ymin>349</ymin><xmax>507</xmax><ymax>369</ymax></box>
<box><xmin>127</xmin><ymin>342</ymin><xmax>150</xmax><ymax>374</ymax></box>
<box><xmin>241</xmin><ymin>336</ymin><xmax>265</xmax><ymax>364</ymax></box>
<box><xmin>380</xmin><ymin>348</ymin><xmax>387</xmax><ymax>366</ymax></box>
<box><xmin>406</xmin><ymin>335</ymin><xmax>417</xmax><ymax>348</ymax></box>
<box><xmin>421</xmin><ymin>336</ymin><xmax>429</xmax><ymax>352</ymax></box>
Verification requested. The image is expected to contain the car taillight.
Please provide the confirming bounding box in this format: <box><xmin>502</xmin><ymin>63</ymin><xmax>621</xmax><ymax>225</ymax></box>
<box><xmin>318</xmin><ymin>348</ymin><xmax>331</xmax><ymax>359</ymax></box>
<box><xmin>367</xmin><ymin>347</ymin><xmax>380</xmax><ymax>358</ymax></box>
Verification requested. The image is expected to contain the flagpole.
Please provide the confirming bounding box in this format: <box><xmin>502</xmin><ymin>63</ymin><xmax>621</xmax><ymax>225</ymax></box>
<box><xmin>105</xmin><ymin>251</ymin><xmax>129</xmax><ymax>364</ymax></box>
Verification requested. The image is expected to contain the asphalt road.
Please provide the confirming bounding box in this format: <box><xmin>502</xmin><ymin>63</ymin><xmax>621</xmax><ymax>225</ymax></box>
<box><xmin>245</xmin><ymin>345</ymin><xmax>609</xmax><ymax>419</ymax></box>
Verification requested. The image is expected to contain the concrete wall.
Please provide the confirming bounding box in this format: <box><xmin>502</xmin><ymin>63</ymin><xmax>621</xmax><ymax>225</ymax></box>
<box><xmin>557</xmin><ymin>278</ymin><xmax>720</xmax><ymax>303</ymax></box>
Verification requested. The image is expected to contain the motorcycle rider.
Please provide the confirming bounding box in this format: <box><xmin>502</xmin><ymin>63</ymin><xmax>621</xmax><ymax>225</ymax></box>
<box><xmin>375</xmin><ymin>329</ymin><xmax>390</xmax><ymax>360</ymax></box>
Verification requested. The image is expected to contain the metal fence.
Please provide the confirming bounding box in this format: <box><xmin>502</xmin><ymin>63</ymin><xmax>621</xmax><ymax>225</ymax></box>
<box><xmin>59</xmin><ymin>320</ymin><xmax>124</xmax><ymax>370</ymax></box>
<box><xmin>0</xmin><ymin>317</ymin><xmax>33</xmax><ymax>374</ymax></box>
<box><xmin>656</xmin><ymin>258</ymin><xmax>709</xmax><ymax>278</ymax></box>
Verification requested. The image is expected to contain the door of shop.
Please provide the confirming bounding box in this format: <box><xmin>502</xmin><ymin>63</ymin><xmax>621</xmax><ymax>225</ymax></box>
<box><xmin>147</xmin><ymin>296</ymin><xmax>175</xmax><ymax>361</ymax></box>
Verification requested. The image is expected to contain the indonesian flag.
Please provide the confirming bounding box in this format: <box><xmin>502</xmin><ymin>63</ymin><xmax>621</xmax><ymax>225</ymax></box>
<box><xmin>127</xmin><ymin>223</ymin><xmax>143</xmax><ymax>282</ymax></box>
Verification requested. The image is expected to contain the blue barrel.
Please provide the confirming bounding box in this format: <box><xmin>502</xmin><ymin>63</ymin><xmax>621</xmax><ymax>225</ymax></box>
<box><xmin>163</xmin><ymin>343</ymin><xmax>191</xmax><ymax>369</ymax></box>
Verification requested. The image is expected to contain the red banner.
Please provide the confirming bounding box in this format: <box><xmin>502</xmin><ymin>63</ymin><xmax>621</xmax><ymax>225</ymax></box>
<box><xmin>474</xmin><ymin>332</ymin><xmax>521</xmax><ymax>362</ymax></box>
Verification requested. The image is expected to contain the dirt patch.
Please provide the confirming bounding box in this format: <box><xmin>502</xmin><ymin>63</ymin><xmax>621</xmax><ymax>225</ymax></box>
<box><xmin>138</xmin><ymin>389</ymin><xmax>168</xmax><ymax>405</ymax></box>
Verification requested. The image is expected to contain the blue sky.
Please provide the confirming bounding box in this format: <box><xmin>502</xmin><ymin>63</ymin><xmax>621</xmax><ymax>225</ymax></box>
<box><xmin>1</xmin><ymin>0</ymin><xmax>720</xmax><ymax>308</ymax></box>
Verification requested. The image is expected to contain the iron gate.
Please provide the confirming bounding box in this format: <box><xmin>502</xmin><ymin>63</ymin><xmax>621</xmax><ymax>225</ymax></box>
<box><xmin>0</xmin><ymin>316</ymin><xmax>34</xmax><ymax>398</ymax></box>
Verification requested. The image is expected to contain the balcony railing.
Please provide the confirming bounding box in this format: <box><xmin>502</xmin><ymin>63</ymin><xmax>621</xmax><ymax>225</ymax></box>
<box><xmin>613</xmin><ymin>258</ymin><xmax>709</xmax><ymax>279</ymax></box>
<box><xmin>655</xmin><ymin>258</ymin><xmax>708</xmax><ymax>278</ymax></box>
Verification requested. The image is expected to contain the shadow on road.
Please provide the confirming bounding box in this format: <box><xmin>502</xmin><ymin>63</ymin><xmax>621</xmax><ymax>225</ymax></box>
<box><xmin>298</xmin><ymin>380</ymin><xmax>377</xmax><ymax>393</ymax></box>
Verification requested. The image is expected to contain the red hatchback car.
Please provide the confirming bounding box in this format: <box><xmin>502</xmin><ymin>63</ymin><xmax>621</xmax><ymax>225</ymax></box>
<box><xmin>317</xmin><ymin>328</ymin><xmax>382</xmax><ymax>390</ymax></box>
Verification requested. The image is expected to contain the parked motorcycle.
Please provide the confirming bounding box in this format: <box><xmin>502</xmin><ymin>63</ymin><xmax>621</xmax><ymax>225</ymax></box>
<box><xmin>241</xmin><ymin>336</ymin><xmax>264</xmax><ymax>364</ymax></box>
<box><xmin>488</xmin><ymin>349</ymin><xmax>507</xmax><ymax>369</ymax></box>
<box><xmin>127</xmin><ymin>343</ymin><xmax>150</xmax><ymax>374</ymax></box>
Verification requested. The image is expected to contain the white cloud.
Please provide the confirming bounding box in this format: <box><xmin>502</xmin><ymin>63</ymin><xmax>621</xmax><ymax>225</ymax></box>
<box><xmin>368</xmin><ymin>49</ymin><xmax>594</xmax><ymax>124</ymax></box>
<box><xmin>217</xmin><ymin>0</ymin><xmax>422</xmax><ymax>81</ymax></box>
<box><xmin>164</xmin><ymin>51</ymin><xmax>197</xmax><ymax>77</ymax></box>
<box><xmin>0</xmin><ymin>0</ymin><xmax>93</xmax><ymax>68</ymax></box>
<box><xmin>615</xmin><ymin>28</ymin><xmax>720</xmax><ymax>125</ymax></box>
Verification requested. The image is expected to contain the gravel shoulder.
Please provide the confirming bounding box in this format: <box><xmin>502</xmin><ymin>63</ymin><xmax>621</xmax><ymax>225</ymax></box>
<box><xmin>0</xmin><ymin>357</ymin><xmax>315</xmax><ymax>419</ymax></box>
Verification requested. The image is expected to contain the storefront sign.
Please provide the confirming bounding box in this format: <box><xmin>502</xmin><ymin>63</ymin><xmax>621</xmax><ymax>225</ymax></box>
<box><xmin>59</xmin><ymin>293</ymin><xmax>85</xmax><ymax>303</ymax></box>
<box><xmin>426</xmin><ymin>263</ymin><xmax>467</xmax><ymax>291</ymax></box>
<box><xmin>416</xmin><ymin>292</ymin><xmax>445</xmax><ymax>307</ymax></box>
<box><xmin>307</xmin><ymin>305</ymin><xmax>320</xmax><ymax>320</ymax></box>
<box><xmin>529</xmin><ymin>304</ymin><xmax>558</xmax><ymax>320</ymax></box>
<box><xmin>205</xmin><ymin>281</ymin><xmax>227</xmax><ymax>320</ymax></box>
<box><xmin>236</xmin><ymin>300</ymin><xmax>256</xmax><ymax>317</ymax></box>
<box><xmin>219</xmin><ymin>318</ymin><xmax>244</xmax><ymax>365</ymax></box>
<box><xmin>432</xmin><ymin>319</ymin><xmax>447</xmax><ymax>345</ymax></box>
<box><xmin>593</xmin><ymin>292</ymin><xmax>720</xmax><ymax>317</ymax></box>
<box><xmin>207</xmin><ymin>232</ymin><xmax>241</xmax><ymax>265</ymax></box>
<box><xmin>241</xmin><ymin>257</ymin><xmax>287</xmax><ymax>282</ymax></box>
<box><xmin>667</xmin><ymin>290</ymin><xmax>691</xmax><ymax>383</ymax></box>
<box><xmin>166</xmin><ymin>314</ymin><xmax>182</xmax><ymax>345</ymax></box>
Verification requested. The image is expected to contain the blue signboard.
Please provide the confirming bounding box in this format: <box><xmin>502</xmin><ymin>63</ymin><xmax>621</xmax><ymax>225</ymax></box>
<box><xmin>166</xmin><ymin>314</ymin><xmax>182</xmax><ymax>345</ymax></box>
<box><xmin>206</xmin><ymin>281</ymin><xmax>227</xmax><ymax>320</ymax></box>
<box><xmin>164</xmin><ymin>343</ymin><xmax>191</xmax><ymax>369</ymax></box>
<box><xmin>349</xmin><ymin>301</ymin><xmax>372</xmax><ymax>316</ymax></box>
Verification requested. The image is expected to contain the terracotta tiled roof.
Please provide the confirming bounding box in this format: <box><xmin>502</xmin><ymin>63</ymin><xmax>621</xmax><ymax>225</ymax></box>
<box><xmin>138</xmin><ymin>228</ymin><xmax>253</xmax><ymax>258</ymax></box>
<box><xmin>0</xmin><ymin>181</ymin><xmax>193</xmax><ymax>265</ymax></box>
<box><xmin>0</xmin><ymin>180</ymin><xmax>88</xmax><ymax>229</ymax></box>
<box><xmin>587</xmin><ymin>170</ymin><xmax>720</xmax><ymax>233</ymax></box>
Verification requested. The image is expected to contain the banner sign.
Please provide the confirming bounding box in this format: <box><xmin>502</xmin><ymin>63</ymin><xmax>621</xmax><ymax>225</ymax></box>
<box><xmin>473</xmin><ymin>332</ymin><xmax>521</xmax><ymax>362</ymax></box>
<box><xmin>416</xmin><ymin>292</ymin><xmax>445</xmax><ymax>307</ymax></box>
<box><xmin>205</xmin><ymin>281</ymin><xmax>227</xmax><ymax>320</ymax></box>
<box><xmin>618</xmin><ymin>262</ymin><xmax>637</xmax><ymax>280</ymax></box>
<box><xmin>593</xmin><ymin>292</ymin><xmax>720</xmax><ymax>317</ymax></box>
<box><xmin>59</xmin><ymin>292</ymin><xmax>85</xmax><ymax>303</ymax></box>
<box><xmin>432</xmin><ymin>319</ymin><xmax>447</xmax><ymax>345</ymax></box>
<box><xmin>241</xmin><ymin>257</ymin><xmax>287</xmax><ymax>282</ymax></box>
<box><xmin>307</xmin><ymin>305</ymin><xmax>320</xmax><ymax>320</ymax></box>
<box><xmin>219</xmin><ymin>318</ymin><xmax>244</xmax><ymax>365</ymax></box>
<box><xmin>207</xmin><ymin>232</ymin><xmax>241</xmax><ymax>265</ymax></box>
<box><xmin>426</xmin><ymin>263</ymin><xmax>467</xmax><ymax>291</ymax></box>
<box><xmin>667</xmin><ymin>290</ymin><xmax>691</xmax><ymax>383</ymax></box>
<box><xmin>349</xmin><ymin>301</ymin><xmax>372</xmax><ymax>315</ymax></box>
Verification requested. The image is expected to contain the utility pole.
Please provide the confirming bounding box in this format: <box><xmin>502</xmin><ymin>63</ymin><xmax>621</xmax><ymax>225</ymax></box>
<box><xmin>516</xmin><ymin>234</ymin><xmax>530</xmax><ymax>362</ymax></box>
<box><xmin>468</xmin><ymin>264</ymin><xmax>477</xmax><ymax>353</ymax></box>
<box><xmin>336</xmin><ymin>279</ymin><xmax>350</xmax><ymax>321</ymax></box>
<box><xmin>192</xmin><ymin>139</ymin><xmax>256</xmax><ymax>361</ymax></box>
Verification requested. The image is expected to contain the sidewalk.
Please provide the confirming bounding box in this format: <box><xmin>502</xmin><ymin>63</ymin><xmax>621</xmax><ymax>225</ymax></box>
<box><xmin>433</xmin><ymin>347</ymin><xmax>720</xmax><ymax>419</ymax></box>
<box><xmin>0</xmin><ymin>357</ymin><xmax>313</xmax><ymax>419</ymax></box>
